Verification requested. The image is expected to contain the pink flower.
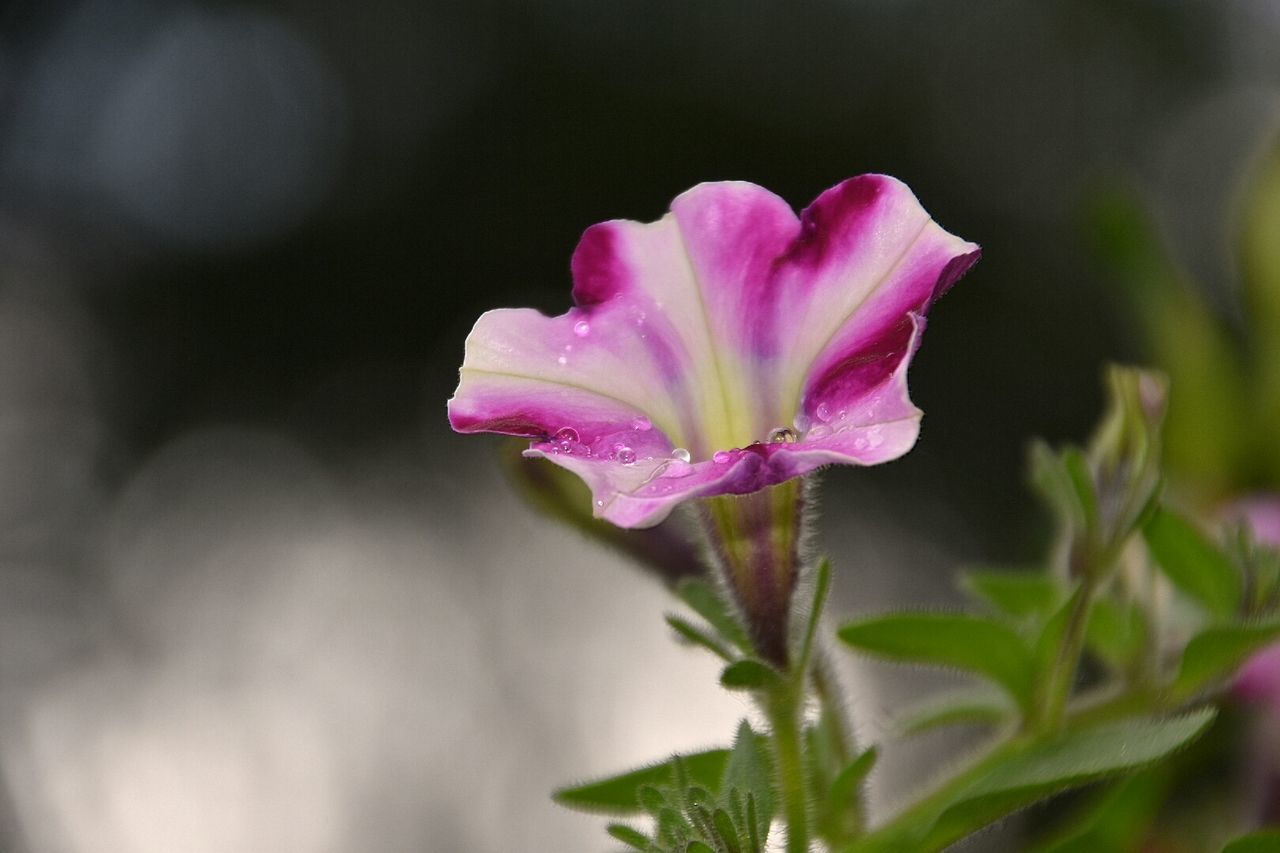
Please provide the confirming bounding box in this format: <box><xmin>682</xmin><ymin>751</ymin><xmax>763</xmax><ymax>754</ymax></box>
<box><xmin>448</xmin><ymin>176</ymin><xmax>979</xmax><ymax>529</ymax></box>
<box><xmin>1231</xmin><ymin>496</ymin><xmax>1280</xmax><ymax>704</ymax></box>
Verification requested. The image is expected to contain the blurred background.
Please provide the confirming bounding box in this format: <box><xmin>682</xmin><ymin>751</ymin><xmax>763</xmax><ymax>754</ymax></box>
<box><xmin>0</xmin><ymin>0</ymin><xmax>1278</xmax><ymax>850</ymax></box>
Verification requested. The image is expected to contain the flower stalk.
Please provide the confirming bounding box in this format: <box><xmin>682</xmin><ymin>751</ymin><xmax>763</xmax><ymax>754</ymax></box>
<box><xmin>700</xmin><ymin>480</ymin><xmax>806</xmax><ymax>667</ymax></box>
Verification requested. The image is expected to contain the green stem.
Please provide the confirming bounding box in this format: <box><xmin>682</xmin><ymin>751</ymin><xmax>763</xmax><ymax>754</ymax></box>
<box><xmin>1038</xmin><ymin>577</ymin><xmax>1097</xmax><ymax>734</ymax></box>
<box><xmin>767</xmin><ymin>686</ymin><xmax>811</xmax><ymax>853</ymax></box>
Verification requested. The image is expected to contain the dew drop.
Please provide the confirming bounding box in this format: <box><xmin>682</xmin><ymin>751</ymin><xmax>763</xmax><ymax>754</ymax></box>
<box><xmin>671</xmin><ymin>448</ymin><xmax>691</xmax><ymax>463</ymax></box>
<box><xmin>631</xmin><ymin>416</ymin><xmax>652</xmax><ymax>431</ymax></box>
<box><xmin>551</xmin><ymin>427</ymin><xmax>579</xmax><ymax>452</ymax></box>
<box><xmin>815</xmin><ymin>402</ymin><xmax>832</xmax><ymax>422</ymax></box>
<box><xmin>557</xmin><ymin>355</ymin><xmax>568</xmax><ymax>365</ymax></box>
<box><xmin>616</xmin><ymin>446</ymin><xmax>637</xmax><ymax>465</ymax></box>
<box><xmin>596</xmin><ymin>500</ymin><xmax>604</xmax><ymax>508</ymax></box>
<box><xmin>806</xmin><ymin>425</ymin><xmax>832</xmax><ymax>440</ymax></box>
<box><xmin>853</xmin><ymin>436</ymin><xmax>869</xmax><ymax>451</ymax></box>
<box><xmin>573</xmin><ymin>320</ymin><xmax>590</xmax><ymax>337</ymax></box>
<box><xmin>661</xmin><ymin>460</ymin><xmax>694</xmax><ymax>478</ymax></box>
<box><xmin>768</xmin><ymin>427</ymin><xmax>797</xmax><ymax>444</ymax></box>
<box><xmin>712</xmin><ymin>450</ymin><xmax>731</xmax><ymax>464</ymax></box>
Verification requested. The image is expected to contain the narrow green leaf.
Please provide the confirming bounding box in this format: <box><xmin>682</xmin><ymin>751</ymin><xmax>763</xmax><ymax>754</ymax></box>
<box><xmin>656</xmin><ymin>806</ymin><xmax>686</xmax><ymax>844</ymax></box>
<box><xmin>894</xmin><ymin>686</ymin><xmax>1016</xmax><ymax>736</ymax></box>
<box><xmin>720</xmin><ymin>659</ymin><xmax>780</xmax><ymax>691</ymax></box>
<box><xmin>797</xmin><ymin>557</ymin><xmax>832</xmax><ymax>673</ymax></box>
<box><xmin>838</xmin><ymin>612</ymin><xmax>1035</xmax><ymax>707</ymax></box>
<box><xmin>1143</xmin><ymin>507</ymin><xmax>1241</xmax><ymax>618</ymax></box>
<box><xmin>640</xmin><ymin>785</ymin><xmax>669</xmax><ymax>815</ymax></box>
<box><xmin>553</xmin><ymin>748</ymin><xmax>730</xmax><ymax>815</ymax></box>
<box><xmin>920</xmin><ymin>709</ymin><xmax>1216</xmax><ymax>850</ymax></box>
<box><xmin>666</xmin><ymin>614</ymin><xmax>734</xmax><ymax>661</ymax></box>
<box><xmin>1173</xmin><ymin>620</ymin><xmax>1280</xmax><ymax>699</ymax></box>
<box><xmin>1029</xmin><ymin>440</ymin><xmax>1085</xmax><ymax>526</ymax></box>
<box><xmin>686</xmin><ymin>842</ymin><xmax>716</xmax><ymax>853</ymax></box>
<box><xmin>1085</xmin><ymin>598</ymin><xmax>1148</xmax><ymax>673</ymax></box>
<box><xmin>677</xmin><ymin>578</ymin><xmax>751</xmax><ymax>651</ymax></box>
<box><xmin>745</xmin><ymin>794</ymin><xmax>762</xmax><ymax>853</ymax></box>
<box><xmin>606</xmin><ymin>823</ymin><xmax>651</xmax><ymax>850</ymax></box>
<box><xmin>826</xmin><ymin>747</ymin><xmax>878</xmax><ymax>816</ymax></box>
<box><xmin>1224</xmin><ymin>829</ymin><xmax>1280</xmax><ymax>853</ymax></box>
<box><xmin>961</xmin><ymin>568</ymin><xmax>1064</xmax><ymax>619</ymax></box>
<box><xmin>721</xmin><ymin>721</ymin><xmax>774</xmax><ymax>843</ymax></box>
<box><xmin>712</xmin><ymin>809</ymin><xmax>742</xmax><ymax>853</ymax></box>
<box><xmin>1035</xmin><ymin>583</ymin><xmax>1083</xmax><ymax>674</ymax></box>
<box><xmin>843</xmin><ymin>710</ymin><xmax>1215</xmax><ymax>853</ymax></box>
<box><xmin>1062</xmin><ymin>448</ymin><xmax>1099</xmax><ymax>531</ymax></box>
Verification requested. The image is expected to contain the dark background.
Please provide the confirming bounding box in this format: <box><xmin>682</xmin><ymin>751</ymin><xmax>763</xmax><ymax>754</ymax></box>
<box><xmin>0</xmin><ymin>1</ymin><xmax>1275</xmax><ymax>850</ymax></box>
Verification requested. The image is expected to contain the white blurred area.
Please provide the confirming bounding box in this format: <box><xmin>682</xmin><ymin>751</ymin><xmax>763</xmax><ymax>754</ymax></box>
<box><xmin>0</xmin><ymin>262</ymin><xmax>757</xmax><ymax>850</ymax></box>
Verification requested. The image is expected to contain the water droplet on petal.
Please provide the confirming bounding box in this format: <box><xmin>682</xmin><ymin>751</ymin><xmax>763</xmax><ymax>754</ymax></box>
<box><xmin>853</xmin><ymin>436</ymin><xmax>869</xmax><ymax>451</ymax></box>
<box><xmin>631</xmin><ymin>416</ymin><xmax>652</xmax><ymax>431</ymax></box>
<box><xmin>806</xmin><ymin>425</ymin><xmax>832</xmax><ymax>440</ymax></box>
<box><xmin>712</xmin><ymin>450</ymin><xmax>731</xmax><ymax>464</ymax></box>
<box><xmin>595</xmin><ymin>499</ymin><xmax>604</xmax><ymax>507</ymax></box>
<box><xmin>671</xmin><ymin>448</ymin><xmax>691</xmax><ymax>463</ymax></box>
<box><xmin>573</xmin><ymin>320</ymin><xmax>590</xmax><ymax>337</ymax></box>
<box><xmin>557</xmin><ymin>355</ymin><xmax>568</xmax><ymax>365</ymax></box>
<box><xmin>768</xmin><ymin>427</ymin><xmax>797</xmax><ymax>444</ymax></box>
<box><xmin>661</xmin><ymin>460</ymin><xmax>694</xmax><ymax>478</ymax></box>
<box><xmin>616</xmin><ymin>446</ymin><xmax>637</xmax><ymax>465</ymax></box>
<box><xmin>815</xmin><ymin>402</ymin><xmax>832</xmax><ymax>422</ymax></box>
<box><xmin>551</xmin><ymin>427</ymin><xmax>579</xmax><ymax>452</ymax></box>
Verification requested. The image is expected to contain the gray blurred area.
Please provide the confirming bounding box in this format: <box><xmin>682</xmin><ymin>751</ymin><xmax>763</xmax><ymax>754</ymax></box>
<box><xmin>0</xmin><ymin>1</ymin><xmax>1277</xmax><ymax>850</ymax></box>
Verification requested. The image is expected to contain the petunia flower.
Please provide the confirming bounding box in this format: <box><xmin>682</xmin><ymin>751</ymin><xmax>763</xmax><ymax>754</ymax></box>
<box><xmin>449</xmin><ymin>175</ymin><xmax>978</xmax><ymax>663</ymax></box>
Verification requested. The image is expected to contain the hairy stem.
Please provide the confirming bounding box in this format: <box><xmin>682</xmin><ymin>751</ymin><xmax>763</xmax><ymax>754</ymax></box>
<box><xmin>767</xmin><ymin>685</ymin><xmax>811</xmax><ymax>853</ymax></box>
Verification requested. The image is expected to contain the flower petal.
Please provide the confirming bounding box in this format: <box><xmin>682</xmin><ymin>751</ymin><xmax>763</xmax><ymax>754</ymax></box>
<box><xmin>533</xmin><ymin>442</ymin><xmax>791</xmax><ymax>529</ymax></box>
<box><xmin>448</xmin><ymin>175</ymin><xmax>980</xmax><ymax>529</ymax></box>
<box><xmin>769</xmin><ymin>175</ymin><xmax>979</xmax><ymax>429</ymax></box>
<box><xmin>448</xmin><ymin>306</ymin><xmax>681</xmax><ymax>444</ymax></box>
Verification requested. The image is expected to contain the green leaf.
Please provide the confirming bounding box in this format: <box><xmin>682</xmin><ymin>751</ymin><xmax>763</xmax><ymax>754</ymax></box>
<box><xmin>721</xmin><ymin>721</ymin><xmax>773</xmax><ymax>843</ymax></box>
<box><xmin>1029</xmin><ymin>440</ymin><xmax>1086</xmax><ymax>528</ymax></box>
<box><xmin>844</xmin><ymin>709</ymin><xmax>1216</xmax><ymax>853</ymax></box>
<box><xmin>838</xmin><ymin>612</ymin><xmax>1036</xmax><ymax>707</ymax></box>
<box><xmin>797</xmin><ymin>557</ymin><xmax>832</xmax><ymax>673</ymax></box>
<box><xmin>894</xmin><ymin>686</ymin><xmax>1016</xmax><ymax>736</ymax></box>
<box><xmin>606</xmin><ymin>823</ymin><xmax>651</xmax><ymax>850</ymax></box>
<box><xmin>1085</xmin><ymin>598</ymin><xmax>1148</xmax><ymax>673</ymax></box>
<box><xmin>720</xmin><ymin>659</ymin><xmax>780</xmax><ymax>691</ymax></box>
<box><xmin>666</xmin><ymin>614</ymin><xmax>734</xmax><ymax>661</ymax></box>
<box><xmin>1224</xmin><ymin>829</ymin><xmax>1280</xmax><ymax>853</ymax></box>
<box><xmin>1143</xmin><ymin>507</ymin><xmax>1241</xmax><ymax>619</ymax></box>
<box><xmin>554</xmin><ymin>748</ymin><xmax>730</xmax><ymax>815</ymax></box>
<box><xmin>1062</xmin><ymin>447</ymin><xmax>1099</xmax><ymax>532</ymax></box>
<box><xmin>686</xmin><ymin>842</ymin><xmax>716</xmax><ymax>853</ymax></box>
<box><xmin>711</xmin><ymin>809</ymin><xmax>742</xmax><ymax>853</ymax></box>
<box><xmin>825</xmin><ymin>747</ymin><xmax>878</xmax><ymax>820</ymax></box>
<box><xmin>961</xmin><ymin>568</ymin><xmax>1064</xmax><ymax>620</ymax></box>
<box><xmin>919</xmin><ymin>709</ymin><xmax>1216</xmax><ymax>851</ymax></box>
<box><xmin>676</xmin><ymin>578</ymin><xmax>751</xmax><ymax>651</ymax></box>
<box><xmin>1028</xmin><ymin>770</ymin><xmax>1168</xmax><ymax>853</ymax></box>
<box><xmin>1035</xmin><ymin>583</ymin><xmax>1083</xmax><ymax>674</ymax></box>
<box><xmin>1172</xmin><ymin>620</ymin><xmax>1280</xmax><ymax>700</ymax></box>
